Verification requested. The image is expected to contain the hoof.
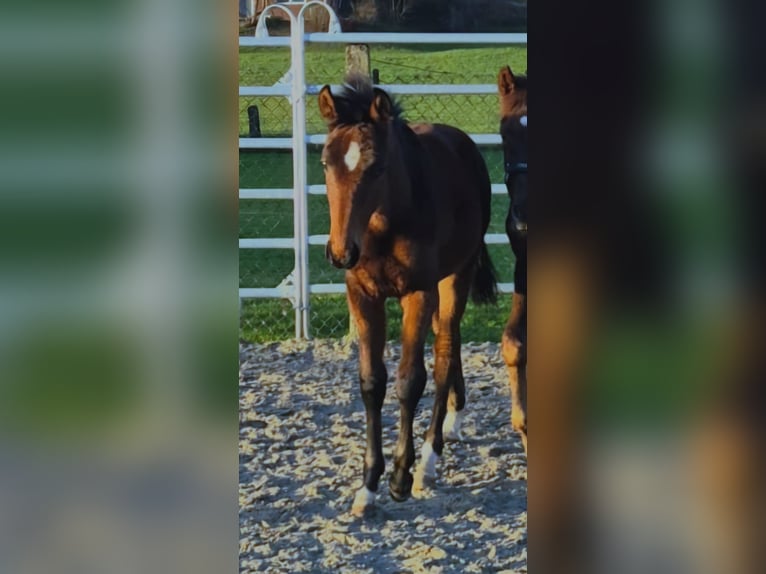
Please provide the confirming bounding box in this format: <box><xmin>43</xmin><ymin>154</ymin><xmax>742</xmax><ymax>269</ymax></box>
<box><xmin>351</xmin><ymin>487</ymin><xmax>375</xmax><ymax>517</ymax></box>
<box><xmin>413</xmin><ymin>466</ymin><xmax>436</xmax><ymax>493</ymax></box>
<box><xmin>413</xmin><ymin>440</ymin><xmax>439</xmax><ymax>492</ymax></box>
<box><xmin>443</xmin><ymin>409</ymin><xmax>465</xmax><ymax>442</ymax></box>
<box><xmin>388</xmin><ymin>471</ymin><xmax>413</xmax><ymax>502</ymax></box>
<box><xmin>511</xmin><ymin>411</ymin><xmax>527</xmax><ymax>455</ymax></box>
<box><xmin>520</xmin><ymin>431</ymin><xmax>528</xmax><ymax>455</ymax></box>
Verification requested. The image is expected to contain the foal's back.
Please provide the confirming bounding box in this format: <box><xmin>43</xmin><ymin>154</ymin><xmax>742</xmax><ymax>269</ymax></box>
<box><xmin>409</xmin><ymin>122</ymin><xmax>492</xmax><ymax>272</ymax></box>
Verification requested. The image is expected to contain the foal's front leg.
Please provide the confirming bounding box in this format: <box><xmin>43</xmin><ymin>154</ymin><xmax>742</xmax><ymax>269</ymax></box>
<box><xmin>389</xmin><ymin>290</ymin><xmax>435</xmax><ymax>502</ymax></box>
<box><xmin>346</xmin><ymin>281</ymin><xmax>388</xmax><ymax>516</ymax></box>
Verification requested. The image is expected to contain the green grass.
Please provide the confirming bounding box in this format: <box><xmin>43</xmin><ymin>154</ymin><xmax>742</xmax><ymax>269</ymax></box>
<box><xmin>241</xmin><ymin>293</ymin><xmax>515</xmax><ymax>343</ymax></box>
<box><xmin>239</xmin><ymin>44</ymin><xmax>527</xmax><ymax>85</ymax></box>
<box><xmin>240</xmin><ymin>44</ymin><xmax>526</xmax><ymax>342</ymax></box>
<box><xmin>239</xmin><ymin>44</ymin><xmax>528</xmax><ymax>136</ymax></box>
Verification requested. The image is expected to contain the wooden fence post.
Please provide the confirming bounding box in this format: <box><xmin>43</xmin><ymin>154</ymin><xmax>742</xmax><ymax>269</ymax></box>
<box><xmin>345</xmin><ymin>44</ymin><xmax>370</xmax><ymax>77</ymax></box>
<box><xmin>247</xmin><ymin>105</ymin><xmax>261</xmax><ymax>137</ymax></box>
<box><xmin>344</xmin><ymin>44</ymin><xmax>370</xmax><ymax>343</ymax></box>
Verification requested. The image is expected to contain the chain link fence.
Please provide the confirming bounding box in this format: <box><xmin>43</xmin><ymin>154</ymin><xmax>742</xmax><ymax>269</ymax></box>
<box><xmin>240</xmin><ymin>40</ymin><xmax>526</xmax><ymax>342</ymax></box>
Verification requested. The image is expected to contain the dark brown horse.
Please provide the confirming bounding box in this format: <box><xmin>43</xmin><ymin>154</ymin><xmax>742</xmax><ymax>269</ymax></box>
<box><xmin>498</xmin><ymin>65</ymin><xmax>528</xmax><ymax>453</ymax></box>
<box><xmin>318</xmin><ymin>75</ymin><xmax>497</xmax><ymax>515</ymax></box>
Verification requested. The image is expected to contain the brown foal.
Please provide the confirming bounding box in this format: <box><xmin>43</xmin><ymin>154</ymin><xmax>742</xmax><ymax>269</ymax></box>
<box><xmin>318</xmin><ymin>74</ymin><xmax>497</xmax><ymax>514</ymax></box>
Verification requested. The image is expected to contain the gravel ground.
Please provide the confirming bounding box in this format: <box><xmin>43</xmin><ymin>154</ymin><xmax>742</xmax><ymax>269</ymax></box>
<box><xmin>240</xmin><ymin>339</ymin><xmax>527</xmax><ymax>573</ymax></box>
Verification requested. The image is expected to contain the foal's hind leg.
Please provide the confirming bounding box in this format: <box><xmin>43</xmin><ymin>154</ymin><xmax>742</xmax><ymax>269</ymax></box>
<box><xmin>431</xmin><ymin>307</ymin><xmax>465</xmax><ymax>441</ymax></box>
<box><xmin>503</xmin><ymin>293</ymin><xmax>527</xmax><ymax>453</ymax></box>
<box><xmin>415</xmin><ymin>272</ymin><xmax>471</xmax><ymax>490</ymax></box>
<box><xmin>443</xmin><ymin>350</ymin><xmax>467</xmax><ymax>442</ymax></box>
<box><xmin>389</xmin><ymin>290</ymin><xmax>436</xmax><ymax>502</ymax></box>
<box><xmin>346</xmin><ymin>280</ymin><xmax>388</xmax><ymax>516</ymax></box>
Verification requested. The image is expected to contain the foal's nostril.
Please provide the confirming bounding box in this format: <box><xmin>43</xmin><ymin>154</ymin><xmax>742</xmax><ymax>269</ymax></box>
<box><xmin>326</xmin><ymin>242</ymin><xmax>344</xmax><ymax>268</ymax></box>
<box><xmin>345</xmin><ymin>244</ymin><xmax>360</xmax><ymax>268</ymax></box>
<box><xmin>326</xmin><ymin>242</ymin><xmax>360</xmax><ymax>269</ymax></box>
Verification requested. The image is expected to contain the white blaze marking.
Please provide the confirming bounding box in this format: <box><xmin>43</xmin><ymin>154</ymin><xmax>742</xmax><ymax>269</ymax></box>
<box><xmin>520</xmin><ymin>115</ymin><xmax>527</xmax><ymax>127</ymax></box>
<box><xmin>344</xmin><ymin>141</ymin><xmax>361</xmax><ymax>171</ymax></box>
<box><xmin>442</xmin><ymin>409</ymin><xmax>465</xmax><ymax>441</ymax></box>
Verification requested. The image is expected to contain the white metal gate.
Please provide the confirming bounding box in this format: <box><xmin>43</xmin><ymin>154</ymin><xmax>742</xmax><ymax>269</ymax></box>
<box><xmin>239</xmin><ymin>1</ymin><xmax>527</xmax><ymax>338</ymax></box>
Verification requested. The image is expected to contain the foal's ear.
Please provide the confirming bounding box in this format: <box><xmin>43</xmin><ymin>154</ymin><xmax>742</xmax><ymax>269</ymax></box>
<box><xmin>318</xmin><ymin>85</ymin><xmax>337</xmax><ymax>125</ymax></box>
<box><xmin>370</xmin><ymin>88</ymin><xmax>393</xmax><ymax>123</ymax></box>
<box><xmin>498</xmin><ymin>65</ymin><xmax>515</xmax><ymax>96</ymax></box>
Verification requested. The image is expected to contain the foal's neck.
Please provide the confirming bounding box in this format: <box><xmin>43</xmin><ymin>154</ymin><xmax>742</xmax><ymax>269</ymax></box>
<box><xmin>381</xmin><ymin>122</ymin><xmax>420</xmax><ymax>216</ymax></box>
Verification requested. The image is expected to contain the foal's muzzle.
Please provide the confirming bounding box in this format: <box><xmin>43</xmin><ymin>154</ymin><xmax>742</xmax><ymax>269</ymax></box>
<box><xmin>326</xmin><ymin>241</ymin><xmax>360</xmax><ymax>269</ymax></box>
<box><xmin>506</xmin><ymin>161</ymin><xmax>528</xmax><ymax>235</ymax></box>
<box><xmin>511</xmin><ymin>206</ymin><xmax>527</xmax><ymax>234</ymax></box>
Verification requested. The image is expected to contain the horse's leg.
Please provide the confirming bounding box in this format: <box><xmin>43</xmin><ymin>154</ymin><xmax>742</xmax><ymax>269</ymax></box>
<box><xmin>389</xmin><ymin>289</ymin><xmax>435</xmax><ymax>502</ymax></box>
<box><xmin>429</xmin><ymin>287</ymin><xmax>466</xmax><ymax>441</ymax></box>
<box><xmin>346</xmin><ymin>280</ymin><xmax>388</xmax><ymax>516</ymax></box>
<box><xmin>442</xmin><ymin>355</ymin><xmax>467</xmax><ymax>442</ymax></box>
<box><xmin>503</xmin><ymin>292</ymin><xmax>527</xmax><ymax>453</ymax></box>
<box><xmin>415</xmin><ymin>272</ymin><xmax>471</xmax><ymax>490</ymax></box>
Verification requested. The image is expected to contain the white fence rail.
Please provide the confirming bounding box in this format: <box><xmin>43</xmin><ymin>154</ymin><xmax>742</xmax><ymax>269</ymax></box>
<box><xmin>239</xmin><ymin>1</ymin><xmax>527</xmax><ymax>338</ymax></box>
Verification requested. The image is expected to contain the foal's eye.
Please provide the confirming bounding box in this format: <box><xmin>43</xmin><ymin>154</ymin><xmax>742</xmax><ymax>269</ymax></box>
<box><xmin>320</xmin><ymin>160</ymin><xmax>328</xmax><ymax>171</ymax></box>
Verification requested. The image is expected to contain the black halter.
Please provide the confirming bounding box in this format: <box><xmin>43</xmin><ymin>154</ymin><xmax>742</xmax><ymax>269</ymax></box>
<box><xmin>505</xmin><ymin>161</ymin><xmax>527</xmax><ymax>185</ymax></box>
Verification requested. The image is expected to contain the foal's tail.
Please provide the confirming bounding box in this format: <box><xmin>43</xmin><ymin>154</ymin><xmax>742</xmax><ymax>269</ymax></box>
<box><xmin>471</xmin><ymin>242</ymin><xmax>499</xmax><ymax>305</ymax></box>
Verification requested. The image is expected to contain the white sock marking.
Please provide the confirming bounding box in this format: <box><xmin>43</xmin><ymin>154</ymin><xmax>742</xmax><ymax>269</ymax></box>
<box><xmin>442</xmin><ymin>409</ymin><xmax>465</xmax><ymax>441</ymax></box>
<box><xmin>344</xmin><ymin>141</ymin><xmax>361</xmax><ymax>171</ymax></box>
<box><xmin>419</xmin><ymin>440</ymin><xmax>439</xmax><ymax>478</ymax></box>
<box><xmin>352</xmin><ymin>486</ymin><xmax>375</xmax><ymax>512</ymax></box>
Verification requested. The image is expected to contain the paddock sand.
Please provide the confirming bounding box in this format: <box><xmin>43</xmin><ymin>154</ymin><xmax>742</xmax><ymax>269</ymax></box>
<box><xmin>239</xmin><ymin>340</ymin><xmax>527</xmax><ymax>573</ymax></box>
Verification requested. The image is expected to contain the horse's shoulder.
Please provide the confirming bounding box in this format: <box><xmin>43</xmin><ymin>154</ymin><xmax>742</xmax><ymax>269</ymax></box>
<box><xmin>407</xmin><ymin>122</ymin><xmax>434</xmax><ymax>134</ymax></box>
<box><xmin>407</xmin><ymin>122</ymin><xmax>451</xmax><ymax>138</ymax></box>
<box><xmin>408</xmin><ymin>122</ymin><xmax>471</xmax><ymax>146</ymax></box>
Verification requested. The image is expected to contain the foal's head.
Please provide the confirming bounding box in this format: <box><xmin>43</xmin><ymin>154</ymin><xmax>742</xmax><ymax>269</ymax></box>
<box><xmin>317</xmin><ymin>75</ymin><xmax>398</xmax><ymax>269</ymax></box>
<box><xmin>498</xmin><ymin>65</ymin><xmax>528</xmax><ymax>236</ymax></box>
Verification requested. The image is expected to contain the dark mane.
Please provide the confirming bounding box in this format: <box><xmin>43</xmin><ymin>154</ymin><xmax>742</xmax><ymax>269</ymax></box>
<box><xmin>330</xmin><ymin>73</ymin><xmax>405</xmax><ymax>126</ymax></box>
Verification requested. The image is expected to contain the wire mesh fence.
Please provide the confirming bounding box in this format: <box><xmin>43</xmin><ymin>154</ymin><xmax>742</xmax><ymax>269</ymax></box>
<box><xmin>240</xmin><ymin>39</ymin><xmax>526</xmax><ymax>342</ymax></box>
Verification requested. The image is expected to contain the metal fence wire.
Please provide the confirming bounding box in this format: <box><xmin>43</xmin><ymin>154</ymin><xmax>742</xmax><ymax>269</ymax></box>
<box><xmin>239</xmin><ymin>31</ymin><xmax>526</xmax><ymax>342</ymax></box>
